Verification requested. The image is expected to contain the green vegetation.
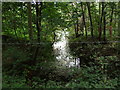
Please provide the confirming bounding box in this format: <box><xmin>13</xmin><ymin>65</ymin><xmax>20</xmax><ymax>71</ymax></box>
<box><xmin>2</xmin><ymin>1</ymin><xmax>120</xmax><ymax>89</ymax></box>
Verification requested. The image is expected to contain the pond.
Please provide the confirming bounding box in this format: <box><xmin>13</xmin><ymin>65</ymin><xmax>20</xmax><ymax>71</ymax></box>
<box><xmin>53</xmin><ymin>29</ymin><xmax>80</xmax><ymax>68</ymax></box>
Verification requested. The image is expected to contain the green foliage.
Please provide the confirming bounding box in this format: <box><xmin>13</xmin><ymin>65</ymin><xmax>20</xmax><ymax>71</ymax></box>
<box><xmin>3</xmin><ymin>64</ymin><xmax>120</xmax><ymax>88</ymax></box>
<box><xmin>64</xmin><ymin>66</ymin><xmax>119</xmax><ymax>88</ymax></box>
<box><xmin>2</xmin><ymin>2</ymin><xmax>120</xmax><ymax>89</ymax></box>
<box><xmin>3</xmin><ymin>46</ymin><xmax>29</xmax><ymax>75</ymax></box>
<box><xmin>3</xmin><ymin>46</ymin><xmax>29</xmax><ymax>62</ymax></box>
<box><xmin>3</xmin><ymin>74</ymin><xmax>30</xmax><ymax>88</ymax></box>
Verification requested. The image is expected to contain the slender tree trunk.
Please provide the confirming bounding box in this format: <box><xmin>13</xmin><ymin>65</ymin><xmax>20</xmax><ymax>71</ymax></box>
<box><xmin>27</xmin><ymin>2</ymin><xmax>33</xmax><ymax>42</ymax></box>
<box><xmin>74</xmin><ymin>24</ymin><xmax>78</xmax><ymax>38</ymax></box>
<box><xmin>98</xmin><ymin>2</ymin><xmax>101</xmax><ymax>38</ymax></box>
<box><xmin>21</xmin><ymin>3</ymin><xmax>25</xmax><ymax>38</ymax></box>
<box><xmin>110</xmin><ymin>8</ymin><xmax>113</xmax><ymax>26</ymax></box>
<box><xmin>81</xmin><ymin>2</ymin><xmax>87</xmax><ymax>38</ymax></box>
<box><xmin>76</xmin><ymin>17</ymin><xmax>79</xmax><ymax>37</ymax></box>
<box><xmin>53</xmin><ymin>31</ymin><xmax>56</xmax><ymax>42</ymax></box>
<box><xmin>13</xmin><ymin>21</ymin><xmax>18</xmax><ymax>41</ymax></box>
<box><xmin>98</xmin><ymin>2</ymin><xmax>104</xmax><ymax>40</ymax></box>
<box><xmin>118</xmin><ymin>2</ymin><xmax>120</xmax><ymax>37</ymax></box>
<box><xmin>114</xmin><ymin>11</ymin><xmax>117</xmax><ymax>34</ymax></box>
<box><xmin>20</xmin><ymin>3</ymin><xmax>26</xmax><ymax>39</ymax></box>
<box><xmin>38</xmin><ymin>2</ymin><xmax>42</xmax><ymax>42</ymax></box>
<box><xmin>118</xmin><ymin>2</ymin><xmax>120</xmax><ymax>52</ymax></box>
<box><xmin>74</xmin><ymin>8</ymin><xmax>79</xmax><ymax>38</ymax></box>
<box><xmin>32</xmin><ymin>2</ymin><xmax>42</xmax><ymax>65</ymax></box>
<box><xmin>114</xmin><ymin>4</ymin><xmax>117</xmax><ymax>34</ymax></box>
<box><xmin>36</xmin><ymin>2</ymin><xmax>40</xmax><ymax>43</ymax></box>
<box><xmin>99</xmin><ymin>3</ymin><xmax>101</xmax><ymax>15</ymax></box>
<box><xmin>27</xmin><ymin>2</ymin><xmax>34</xmax><ymax>56</ymax></box>
<box><xmin>103</xmin><ymin>5</ymin><xmax>106</xmax><ymax>41</ymax></box>
<box><xmin>109</xmin><ymin>7</ymin><xmax>114</xmax><ymax>37</ymax></box>
<box><xmin>87</xmin><ymin>2</ymin><xmax>93</xmax><ymax>37</ymax></box>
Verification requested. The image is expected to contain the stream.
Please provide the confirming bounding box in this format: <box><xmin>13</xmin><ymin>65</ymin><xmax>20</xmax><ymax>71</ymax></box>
<box><xmin>53</xmin><ymin>29</ymin><xmax>80</xmax><ymax>68</ymax></box>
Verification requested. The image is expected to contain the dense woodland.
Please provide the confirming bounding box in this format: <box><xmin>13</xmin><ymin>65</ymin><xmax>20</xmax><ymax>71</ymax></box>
<box><xmin>2</xmin><ymin>2</ymin><xmax>120</xmax><ymax>88</ymax></box>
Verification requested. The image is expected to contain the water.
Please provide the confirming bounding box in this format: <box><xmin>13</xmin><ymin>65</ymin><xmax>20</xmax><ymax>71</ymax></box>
<box><xmin>53</xmin><ymin>30</ymin><xmax>80</xmax><ymax>68</ymax></box>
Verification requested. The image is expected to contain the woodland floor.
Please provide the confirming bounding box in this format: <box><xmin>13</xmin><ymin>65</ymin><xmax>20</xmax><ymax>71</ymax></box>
<box><xmin>2</xmin><ymin>36</ymin><xmax>120</xmax><ymax>88</ymax></box>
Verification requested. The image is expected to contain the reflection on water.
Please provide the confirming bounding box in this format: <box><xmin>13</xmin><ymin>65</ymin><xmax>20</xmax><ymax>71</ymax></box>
<box><xmin>53</xmin><ymin>30</ymin><xmax>80</xmax><ymax>68</ymax></box>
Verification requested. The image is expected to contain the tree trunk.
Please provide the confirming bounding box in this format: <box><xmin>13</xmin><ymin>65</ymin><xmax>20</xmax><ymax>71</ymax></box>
<box><xmin>38</xmin><ymin>2</ymin><xmax>42</xmax><ymax>42</ymax></box>
<box><xmin>74</xmin><ymin>8</ymin><xmax>79</xmax><ymax>38</ymax></box>
<box><xmin>21</xmin><ymin>3</ymin><xmax>25</xmax><ymax>39</ymax></box>
<box><xmin>27</xmin><ymin>2</ymin><xmax>33</xmax><ymax>42</ymax></box>
<box><xmin>36</xmin><ymin>2</ymin><xmax>40</xmax><ymax>43</ymax></box>
<box><xmin>110</xmin><ymin>7</ymin><xmax>113</xmax><ymax>26</ymax></box>
<box><xmin>87</xmin><ymin>2</ymin><xmax>93</xmax><ymax>37</ymax></box>
<box><xmin>109</xmin><ymin>7</ymin><xmax>114</xmax><ymax>37</ymax></box>
<box><xmin>13</xmin><ymin>20</ymin><xmax>19</xmax><ymax>42</ymax></box>
<box><xmin>118</xmin><ymin>2</ymin><xmax>120</xmax><ymax>53</ymax></box>
<box><xmin>76</xmin><ymin>17</ymin><xmax>79</xmax><ymax>37</ymax></box>
<box><xmin>81</xmin><ymin>2</ymin><xmax>87</xmax><ymax>38</ymax></box>
<box><xmin>99</xmin><ymin>3</ymin><xmax>101</xmax><ymax>15</ymax></box>
<box><xmin>103</xmin><ymin>4</ymin><xmax>106</xmax><ymax>41</ymax></box>
<box><xmin>53</xmin><ymin>31</ymin><xmax>56</xmax><ymax>42</ymax></box>
<box><xmin>74</xmin><ymin>24</ymin><xmax>78</xmax><ymax>38</ymax></box>
<box><xmin>118</xmin><ymin>2</ymin><xmax>120</xmax><ymax>37</ymax></box>
<box><xmin>32</xmin><ymin>2</ymin><xmax>42</xmax><ymax>65</ymax></box>
<box><xmin>98</xmin><ymin>2</ymin><xmax>104</xmax><ymax>40</ymax></box>
<box><xmin>114</xmin><ymin>9</ymin><xmax>117</xmax><ymax>34</ymax></box>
